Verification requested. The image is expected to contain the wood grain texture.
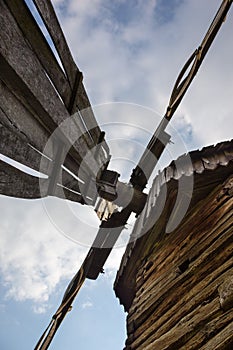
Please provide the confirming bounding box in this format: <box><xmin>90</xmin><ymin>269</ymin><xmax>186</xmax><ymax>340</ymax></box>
<box><xmin>32</xmin><ymin>0</ymin><xmax>107</xmax><ymax>148</ymax></box>
<box><xmin>4</xmin><ymin>0</ymin><xmax>71</xmax><ymax>107</ymax></box>
<box><xmin>114</xmin><ymin>141</ymin><xmax>233</xmax><ymax>311</ymax></box>
<box><xmin>121</xmin><ymin>182</ymin><xmax>233</xmax><ymax>349</ymax></box>
<box><xmin>0</xmin><ymin>159</ymin><xmax>84</xmax><ymax>204</ymax></box>
<box><xmin>114</xmin><ymin>142</ymin><xmax>233</xmax><ymax>350</ymax></box>
<box><xmin>0</xmin><ymin>0</ymin><xmax>109</xmax><ymax>185</ymax></box>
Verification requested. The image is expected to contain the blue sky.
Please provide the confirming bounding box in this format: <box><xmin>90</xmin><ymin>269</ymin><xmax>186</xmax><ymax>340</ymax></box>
<box><xmin>0</xmin><ymin>0</ymin><xmax>233</xmax><ymax>349</ymax></box>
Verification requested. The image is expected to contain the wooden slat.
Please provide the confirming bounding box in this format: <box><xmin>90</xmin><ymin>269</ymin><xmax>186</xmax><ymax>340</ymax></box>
<box><xmin>32</xmin><ymin>0</ymin><xmax>77</xmax><ymax>87</ymax></box>
<box><xmin>0</xmin><ymin>0</ymin><xmax>110</xmax><ymax>204</ymax></box>
<box><xmin>130</xmin><ymin>193</ymin><xmax>233</xmax><ymax>319</ymax></box>
<box><xmin>0</xmin><ymin>1</ymin><xmax>101</xmax><ymax>173</ymax></box>
<box><xmin>123</xmin><ymin>180</ymin><xmax>233</xmax><ymax>350</ymax></box>
<box><xmin>0</xmin><ymin>90</ymin><xmax>92</xmax><ymax>198</ymax></box>
<box><xmin>0</xmin><ymin>60</ymin><xmax>98</xmax><ymax>180</ymax></box>
<box><xmin>180</xmin><ymin>311</ymin><xmax>233</xmax><ymax>349</ymax></box>
<box><xmin>4</xmin><ymin>0</ymin><xmax>71</xmax><ymax>107</ymax></box>
<box><xmin>0</xmin><ymin>122</ymin><xmax>50</xmax><ymax>172</ymax></box>
<box><xmin>0</xmin><ymin>160</ymin><xmax>43</xmax><ymax>198</ymax></box>
<box><xmin>0</xmin><ymin>79</ymin><xmax>49</xmax><ymax>155</ymax></box>
<box><xmin>0</xmin><ymin>99</ymin><xmax>95</xmax><ymax>202</ymax></box>
<box><xmin>0</xmin><ymin>160</ymin><xmax>84</xmax><ymax>203</ymax></box>
<box><xmin>0</xmin><ymin>80</ymin><xmax>93</xmax><ymax>190</ymax></box>
<box><xmin>5</xmin><ymin>0</ymin><xmax>107</xmax><ymax>154</ymax></box>
<box><xmin>199</xmin><ymin>321</ymin><xmax>233</xmax><ymax>350</ymax></box>
<box><xmin>1</xmin><ymin>0</ymin><xmax>109</xmax><ymax>164</ymax></box>
<box><xmin>32</xmin><ymin>0</ymin><xmax>108</xmax><ymax>147</ymax></box>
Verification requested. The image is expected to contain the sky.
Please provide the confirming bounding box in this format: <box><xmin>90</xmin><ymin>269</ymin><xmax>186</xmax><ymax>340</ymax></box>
<box><xmin>0</xmin><ymin>0</ymin><xmax>233</xmax><ymax>349</ymax></box>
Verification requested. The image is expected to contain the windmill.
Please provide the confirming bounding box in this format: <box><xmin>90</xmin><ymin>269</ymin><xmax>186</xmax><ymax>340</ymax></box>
<box><xmin>0</xmin><ymin>0</ymin><xmax>232</xmax><ymax>349</ymax></box>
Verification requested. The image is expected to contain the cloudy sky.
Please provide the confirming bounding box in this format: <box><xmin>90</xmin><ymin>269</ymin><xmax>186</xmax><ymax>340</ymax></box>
<box><xmin>0</xmin><ymin>0</ymin><xmax>233</xmax><ymax>349</ymax></box>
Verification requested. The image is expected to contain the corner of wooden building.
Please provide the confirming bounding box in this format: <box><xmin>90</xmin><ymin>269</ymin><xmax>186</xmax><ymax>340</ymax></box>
<box><xmin>114</xmin><ymin>140</ymin><xmax>233</xmax><ymax>350</ymax></box>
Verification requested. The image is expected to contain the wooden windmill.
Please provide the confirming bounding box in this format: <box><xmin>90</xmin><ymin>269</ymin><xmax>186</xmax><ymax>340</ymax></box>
<box><xmin>0</xmin><ymin>1</ymin><xmax>232</xmax><ymax>349</ymax></box>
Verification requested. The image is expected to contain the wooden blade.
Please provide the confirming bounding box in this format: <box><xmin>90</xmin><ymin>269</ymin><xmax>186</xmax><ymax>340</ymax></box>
<box><xmin>131</xmin><ymin>0</ymin><xmax>233</xmax><ymax>191</ymax></box>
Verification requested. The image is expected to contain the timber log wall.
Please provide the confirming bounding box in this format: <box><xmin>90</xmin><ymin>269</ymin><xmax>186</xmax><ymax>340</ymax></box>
<box><xmin>114</xmin><ymin>141</ymin><xmax>233</xmax><ymax>350</ymax></box>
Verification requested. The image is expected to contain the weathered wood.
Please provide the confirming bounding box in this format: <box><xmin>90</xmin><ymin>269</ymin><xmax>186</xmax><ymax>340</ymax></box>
<box><xmin>5</xmin><ymin>0</ymin><xmax>108</xmax><ymax>158</ymax></box>
<box><xmin>115</xmin><ymin>142</ymin><xmax>233</xmax><ymax>350</ymax></box>
<box><xmin>199</xmin><ymin>321</ymin><xmax>233</xmax><ymax>350</ymax></box>
<box><xmin>128</xmin><ymin>191</ymin><xmax>232</xmax><ymax>349</ymax></box>
<box><xmin>32</xmin><ymin>0</ymin><xmax>78</xmax><ymax>87</ymax></box>
<box><xmin>32</xmin><ymin>0</ymin><xmax>106</xmax><ymax>147</ymax></box>
<box><xmin>0</xmin><ymin>9</ymin><xmax>92</xmax><ymax>158</ymax></box>
<box><xmin>0</xmin><ymin>159</ymin><xmax>43</xmax><ymax>198</ymax></box>
<box><xmin>133</xmin><ymin>193</ymin><xmax>233</xmax><ymax>307</ymax></box>
<box><xmin>0</xmin><ymin>0</ymin><xmax>111</xmax><ymax>202</ymax></box>
<box><xmin>0</xmin><ymin>98</ymin><xmax>91</xmax><ymax>195</ymax></box>
<box><xmin>4</xmin><ymin>0</ymin><xmax>71</xmax><ymax>107</ymax></box>
<box><xmin>0</xmin><ymin>103</ymin><xmax>93</xmax><ymax>201</ymax></box>
<box><xmin>130</xmin><ymin>260</ymin><xmax>233</xmax><ymax>349</ymax></box>
<box><xmin>114</xmin><ymin>141</ymin><xmax>233</xmax><ymax>313</ymax></box>
<box><xmin>0</xmin><ymin>80</ymin><xmax>94</xmax><ymax>194</ymax></box>
<box><xmin>0</xmin><ymin>1</ymin><xmax>107</xmax><ymax>177</ymax></box>
<box><xmin>0</xmin><ymin>54</ymin><xmax>100</xmax><ymax>178</ymax></box>
<box><xmin>179</xmin><ymin>311</ymin><xmax>233</xmax><ymax>350</ymax></box>
<box><xmin>0</xmin><ymin>160</ymin><xmax>84</xmax><ymax>204</ymax></box>
<box><xmin>0</xmin><ymin>122</ymin><xmax>50</xmax><ymax>172</ymax></box>
<box><xmin>129</xmin><ymin>194</ymin><xmax>233</xmax><ymax>321</ymax></box>
<box><xmin>0</xmin><ymin>79</ymin><xmax>49</xmax><ymax>155</ymax></box>
<box><xmin>143</xmin><ymin>298</ymin><xmax>221</xmax><ymax>350</ymax></box>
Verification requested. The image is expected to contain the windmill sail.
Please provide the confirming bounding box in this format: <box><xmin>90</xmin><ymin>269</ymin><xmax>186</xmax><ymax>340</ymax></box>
<box><xmin>0</xmin><ymin>0</ymin><xmax>110</xmax><ymax>205</ymax></box>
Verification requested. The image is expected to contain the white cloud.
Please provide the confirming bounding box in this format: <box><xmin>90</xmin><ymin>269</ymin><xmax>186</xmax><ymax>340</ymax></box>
<box><xmin>0</xmin><ymin>194</ymin><xmax>125</xmax><ymax>311</ymax></box>
<box><xmin>54</xmin><ymin>0</ymin><xmax>232</xmax><ymax>147</ymax></box>
<box><xmin>0</xmin><ymin>196</ymin><xmax>90</xmax><ymax>310</ymax></box>
<box><xmin>82</xmin><ymin>300</ymin><xmax>93</xmax><ymax>309</ymax></box>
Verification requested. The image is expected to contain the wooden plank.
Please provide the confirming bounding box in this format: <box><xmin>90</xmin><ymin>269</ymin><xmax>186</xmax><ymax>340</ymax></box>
<box><xmin>32</xmin><ymin>0</ymin><xmax>77</xmax><ymax>87</ymax></box>
<box><xmin>2</xmin><ymin>0</ymin><xmax>109</xmax><ymax>160</ymax></box>
<box><xmin>128</xmin><ymin>195</ymin><xmax>232</xmax><ymax>301</ymax></box>
<box><xmin>32</xmin><ymin>0</ymin><xmax>108</xmax><ymax>146</ymax></box>
<box><xmin>0</xmin><ymin>79</ymin><xmax>49</xmax><ymax>155</ymax></box>
<box><xmin>4</xmin><ymin>0</ymin><xmax>71</xmax><ymax>107</ymax></box>
<box><xmin>0</xmin><ymin>122</ymin><xmax>50</xmax><ymax>172</ymax></box>
<box><xmin>180</xmin><ymin>312</ymin><xmax>233</xmax><ymax>350</ymax></box>
<box><xmin>75</xmin><ymin>92</ymin><xmax>105</xmax><ymax>145</ymax></box>
<box><xmin>0</xmin><ymin>0</ymin><xmax>110</xmax><ymax>199</ymax></box>
<box><xmin>141</xmin><ymin>299</ymin><xmax>220</xmax><ymax>350</ymax></box>
<box><xmin>125</xmin><ymin>186</ymin><xmax>233</xmax><ymax>349</ymax></box>
<box><xmin>134</xmin><ymin>196</ymin><xmax>233</xmax><ymax>305</ymax></box>
<box><xmin>0</xmin><ymin>1</ymin><xmax>100</xmax><ymax>172</ymax></box>
<box><xmin>0</xmin><ymin>98</ymin><xmax>94</xmax><ymax>201</ymax></box>
<box><xmin>0</xmin><ymin>56</ymin><xmax>99</xmax><ymax>178</ymax></box>
<box><xmin>0</xmin><ymin>89</ymin><xmax>92</xmax><ymax>197</ymax></box>
<box><xmin>0</xmin><ymin>80</ymin><xmax>95</xmax><ymax>191</ymax></box>
<box><xmin>0</xmin><ymin>160</ymin><xmax>84</xmax><ymax>203</ymax></box>
<box><xmin>199</xmin><ymin>321</ymin><xmax>233</xmax><ymax>350</ymax></box>
<box><xmin>130</xmin><ymin>260</ymin><xmax>233</xmax><ymax>349</ymax></box>
<box><xmin>0</xmin><ymin>159</ymin><xmax>43</xmax><ymax>198</ymax></box>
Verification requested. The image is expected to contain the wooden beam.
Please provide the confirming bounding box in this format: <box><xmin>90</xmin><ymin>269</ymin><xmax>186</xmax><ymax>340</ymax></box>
<box><xmin>32</xmin><ymin>0</ymin><xmax>77</xmax><ymax>87</ymax></box>
<box><xmin>0</xmin><ymin>1</ymin><xmax>103</xmax><ymax>173</ymax></box>
<box><xmin>32</xmin><ymin>0</ymin><xmax>109</xmax><ymax>148</ymax></box>
<box><xmin>4</xmin><ymin>0</ymin><xmax>71</xmax><ymax>107</ymax></box>
<box><xmin>0</xmin><ymin>104</ymin><xmax>94</xmax><ymax>201</ymax></box>
<box><xmin>0</xmin><ymin>159</ymin><xmax>43</xmax><ymax>198</ymax></box>
<box><xmin>0</xmin><ymin>122</ymin><xmax>49</xmax><ymax>173</ymax></box>
<box><xmin>0</xmin><ymin>159</ymin><xmax>84</xmax><ymax>204</ymax></box>
<box><xmin>0</xmin><ymin>79</ymin><xmax>49</xmax><ymax>155</ymax></box>
<box><xmin>0</xmin><ymin>80</ymin><xmax>91</xmax><ymax>188</ymax></box>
